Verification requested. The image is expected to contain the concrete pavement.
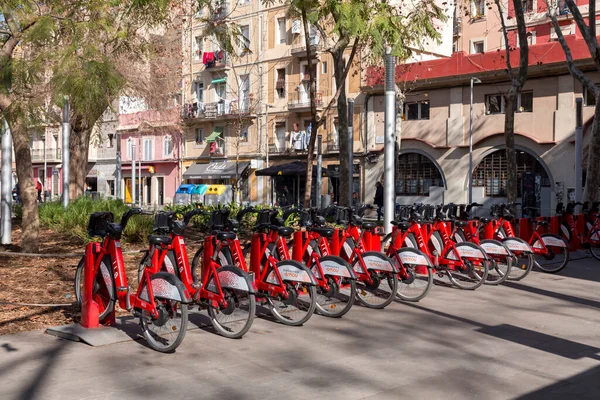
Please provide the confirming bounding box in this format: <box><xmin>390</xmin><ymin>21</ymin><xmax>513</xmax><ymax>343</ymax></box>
<box><xmin>1</xmin><ymin>253</ymin><xmax>599</xmax><ymax>399</ymax></box>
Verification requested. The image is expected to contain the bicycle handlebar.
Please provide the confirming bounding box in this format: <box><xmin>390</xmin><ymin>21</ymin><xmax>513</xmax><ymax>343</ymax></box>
<box><xmin>183</xmin><ymin>208</ymin><xmax>207</xmax><ymax>226</ymax></box>
<box><xmin>120</xmin><ymin>208</ymin><xmax>151</xmax><ymax>231</ymax></box>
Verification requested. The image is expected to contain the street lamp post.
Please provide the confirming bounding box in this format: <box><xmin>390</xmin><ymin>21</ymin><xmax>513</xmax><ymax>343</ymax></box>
<box><xmin>468</xmin><ymin>77</ymin><xmax>482</xmax><ymax>205</ymax></box>
<box><xmin>265</xmin><ymin>104</ymin><xmax>273</xmax><ymax>205</ymax></box>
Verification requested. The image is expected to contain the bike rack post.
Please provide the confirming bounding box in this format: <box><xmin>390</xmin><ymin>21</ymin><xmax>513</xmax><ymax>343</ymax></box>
<box><xmin>519</xmin><ymin>218</ymin><xmax>530</xmax><ymax>241</ymax></box>
<box><xmin>81</xmin><ymin>242</ymin><xmax>100</xmax><ymax>329</ymax></box>
<box><xmin>330</xmin><ymin>229</ymin><xmax>341</xmax><ymax>255</ymax></box>
<box><xmin>576</xmin><ymin>214</ymin><xmax>586</xmax><ymax>235</ymax></box>
<box><xmin>292</xmin><ymin>230</ymin><xmax>304</xmax><ymax>262</ymax></box>
<box><xmin>550</xmin><ymin>216</ymin><xmax>560</xmax><ymax>236</ymax></box>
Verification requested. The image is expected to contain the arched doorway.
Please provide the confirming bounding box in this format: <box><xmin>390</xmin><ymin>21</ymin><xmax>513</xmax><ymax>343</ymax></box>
<box><xmin>396</xmin><ymin>152</ymin><xmax>445</xmax><ymax>203</ymax></box>
<box><xmin>472</xmin><ymin>149</ymin><xmax>551</xmax><ymax>216</ymax></box>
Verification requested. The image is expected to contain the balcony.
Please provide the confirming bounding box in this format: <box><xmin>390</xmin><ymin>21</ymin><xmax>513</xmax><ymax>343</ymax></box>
<box><xmin>326</xmin><ymin>142</ymin><xmax>339</xmax><ymax>153</ymax></box>
<box><xmin>205</xmin><ymin>51</ymin><xmax>230</xmax><ymax>72</ymax></box>
<box><xmin>288</xmin><ymin>92</ymin><xmax>323</xmax><ymax>112</ymax></box>
<box><xmin>453</xmin><ymin>18</ymin><xmax>462</xmax><ymax>37</ymax></box>
<box><xmin>291</xmin><ymin>40</ymin><xmax>323</xmax><ymax>57</ymax></box>
<box><xmin>96</xmin><ymin>147</ymin><xmax>117</xmax><ymax>160</ymax></box>
<box><xmin>182</xmin><ymin>99</ymin><xmax>255</xmax><ymax>122</ymax></box>
<box><xmin>211</xmin><ymin>1</ymin><xmax>229</xmax><ymax>20</ymax></box>
<box><xmin>31</xmin><ymin>148</ymin><xmax>61</xmax><ymax>162</ymax></box>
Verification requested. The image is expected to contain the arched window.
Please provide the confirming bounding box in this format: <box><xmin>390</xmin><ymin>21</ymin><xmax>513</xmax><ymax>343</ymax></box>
<box><xmin>472</xmin><ymin>149</ymin><xmax>550</xmax><ymax>197</ymax></box>
<box><xmin>163</xmin><ymin>135</ymin><xmax>173</xmax><ymax>157</ymax></box>
<box><xmin>396</xmin><ymin>153</ymin><xmax>444</xmax><ymax>196</ymax></box>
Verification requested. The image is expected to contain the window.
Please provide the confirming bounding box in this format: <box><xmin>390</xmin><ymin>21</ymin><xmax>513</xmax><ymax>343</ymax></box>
<box><xmin>107</xmin><ymin>180</ymin><xmax>115</xmax><ymax>196</ymax></box>
<box><xmin>196</xmin><ymin>128</ymin><xmax>204</xmax><ymax>144</ymax></box>
<box><xmin>517</xmin><ymin>31</ymin><xmax>536</xmax><ymax>48</ymax></box>
<box><xmin>277</xmin><ymin>18</ymin><xmax>286</xmax><ymax>44</ymax></box>
<box><xmin>550</xmin><ymin>24</ymin><xmax>573</xmax><ymax>41</ymax></box>
<box><xmin>485</xmin><ymin>92</ymin><xmax>533</xmax><ymax>114</ymax></box>
<box><xmin>194</xmin><ymin>36</ymin><xmax>203</xmax><ymax>60</ymax></box>
<box><xmin>404</xmin><ymin>101</ymin><xmax>430</xmax><ymax>120</ymax></box>
<box><xmin>584</xmin><ymin>87</ymin><xmax>596</xmax><ymax>106</ymax></box>
<box><xmin>331</xmin><ymin>118</ymin><xmax>339</xmax><ymax>146</ymax></box>
<box><xmin>522</xmin><ymin>0</ymin><xmax>534</xmax><ymax>13</ymax></box>
<box><xmin>276</xmin><ymin>68</ymin><xmax>286</xmax><ymax>99</ymax></box>
<box><xmin>240</xmin><ymin>25</ymin><xmax>250</xmax><ymax>54</ymax></box>
<box><xmin>163</xmin><ymin>135</ymin><xmax>173</xmax><ymax>156</ymax></box>
<box><xmin>396</xmin><ymin>153</ymin><xmax>444</xmax><ymax>196</ymax></box>
<box><xmin>472</xmin><ymin>150</ymin><xmax>550</xmax><ymax>197</ymax></box>
<box><xmin>143</xmin><ymin>139</ymin><xmax>153</xmax><ymax>161</ymax></box>
<box><xmin>195</xmin><ymin>81</ymin><xmax>204</xmax><ymax>103</ymax></box>
<box><xmin>471</xmin><ymin>40</ymin><xmax>484</xmax><ymax>54</ymax></box>
<box><xmin>322</xmin><ymin>61</ymin><xmax>327</xmax><ymax>74</ymax></box>
<box><xmin>107</xmin><ymin>133</ymin><xmax>114</xmax><ymax>148</ymax></box>
<box><xmin>239</xmin><ymin>74</ymin><xmax>250</xmax><ymax>112</ymax></box>
<box><xmin>127</xmin><ymin>138</ymin><xmax>135</xmax><ymax>159</ymax></box>
<box><xmin>471</xmin><ymin>0</ymin><xmax>485</xmax><ymax>18</ymax></box>
<box><xmin>240</xmin><ymin>127</ymin><xmax>248</xmax><ymax>142</ymax></box>
<box><xmin>216</xmin><ymin>82</ymin><xmax>226</xmax><ymax>100</ymax></box>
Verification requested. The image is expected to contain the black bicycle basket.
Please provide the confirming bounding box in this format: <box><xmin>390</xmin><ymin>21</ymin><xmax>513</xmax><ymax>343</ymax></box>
<box><xmin>153</xmin><ymin>211</ymin><xmax>176</xmax><ymax>233</ymax></box>
<box><xmin>87</xmin><ymin>212</ymin><xmax>114</xmax><ymax>237</ymax></box>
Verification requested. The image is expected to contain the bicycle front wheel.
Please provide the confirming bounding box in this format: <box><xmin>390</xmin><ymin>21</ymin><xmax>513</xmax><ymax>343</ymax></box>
<box><xmin>446</xmin><ymin>244</ymin><xmax>489</xmax><ymax>290</ymax></box>
<box><xmin>588</xmin><ymin>227</ymin><xmax>600</xmax><ymax>261</ymax></box>
<box><xmin>74</xmin><ymin>255</ymin><xmax>115</xmax><ymax>321</ymax></box>
<box><xmin>396</xmin><ymin>264</ymin><xmax>433</xmax><ymax>301</ymax></box>
<box><xmin>533</xmin><ymin>234</ymin><xmax>570</xmax><ymax>273</ymax></box>
<box><xmin>207</xmin><ymin>280</ymin><xmax>256</xmax><ymax>339</ymax></box>
<box><xmin>354</xmin><ymin>252</ymin><xmax>398</xmax><ymax>309</ymax></box>
<box><xmin>267</xmin><ymin>283</ymin><xmax>317</xmax><ymax>326</ymax></box>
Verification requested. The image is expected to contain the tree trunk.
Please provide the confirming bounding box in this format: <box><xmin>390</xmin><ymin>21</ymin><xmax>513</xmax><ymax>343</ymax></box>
<box><xmin>9</xmin><ymin>119</ymin><xmax>40</xmax><ymax>252</ymax></box>
<box><xmin>504</xmin><ymin>92</ymin><xmax>518</xmax><ymax>204</ymax></box>
<box><xmin>69</xmin><ymin>117</ymin><xmax>91</xmax><ymax>200</ymax></box>
<box><xmin>583</xmin><ymin>100</ymin><xmax>600</xmax><ymax>202</ymax></box>
<box><xmin>334</xmin><ymin>49</ymin><xmax>350</xmax><ymax>207</ymax></box>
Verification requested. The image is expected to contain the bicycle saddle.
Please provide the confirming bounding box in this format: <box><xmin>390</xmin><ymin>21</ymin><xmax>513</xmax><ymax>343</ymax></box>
<box><xmin>479</xmin><ymin>217</ymin><xmax>491</xmax><ymax>224</ymax></box>
<box><xmin>455</xmin><ymin>221</ymin><xmax>469</xmax><ymax>228</ymax></box>
<box><xmin>536</xmin><ymin>220</ymin><xmax>549</xmax><ymax>227</ymax></box>
<box><xmin>312</xmin><ymin>227</ymin><xmax>334</xmax><ymax>238</ymax></box>
<box><xmin>107</xmin><ymin>222</ymin><xmax>123</xmax><ymax>237</ymax></box>
<box><xmin>392</xmin><ymin>221</ymin><xmax>411</xmax><ymax>230</ymax></box>
<box><xmin>361</xmin><ymin>222</ymin><xmax>377</xmax><ymax>230</ymax></box>
<box><xmin>216</xmin><ymin>231</ymin><xmax>237</xmax><ymax>241</ymax></box>
<box><xmin>276</xmin><ymin>226</ymin><xmax>295</xmax><ymax>237</ymax></box>
<box><xmin>148</xmin><ymin>235</ymin><xmax>172</xmax><ymax>246</ymax></box>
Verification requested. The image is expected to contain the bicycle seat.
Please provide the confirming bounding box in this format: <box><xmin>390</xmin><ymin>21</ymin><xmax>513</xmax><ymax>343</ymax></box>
<box><xmin>536</xmin><ymin>220</ymin><xmax>549</xmax><ymax>227</ymax></box>
<box><xmin>148</xmin><ymin>235</ymin><xmax>172</xmax><ymax>246</ymax></box>
<box><xmin>392</xmin><ymin>221</ymin><xmax>411</xmax><ymax>230</ymax></box>
<box><xmin>312</xmin><ymin>227</ymin><xmax>334</xmax><ymax>238</ymax></box>
<box><xmin>455</xmin><ymin>221</ymin><xmax>469</xmax><ymax>228</ymax></box>
<box><xmin>107</xmin><ymin>223</ymin><xmax>123</xmax><ymax>237</ymax></box>
<box><xmin>362</xmin><ymin>222</ymin><xmax>377</xmax><ymax>230</ymax></box>
<box><xmin>480</xmin><ymin>218</ymin><xmax>491</xmax><ymax>224</ymax></box>
<box><xmin>216</xmin><ymin>231</ymin><xmax>237</xmax><ymax>241</ymax></box>
<box><xmin>276</xmin><ymin>226</ymin><xmax>295</xmax><ymax>237</ymax></box>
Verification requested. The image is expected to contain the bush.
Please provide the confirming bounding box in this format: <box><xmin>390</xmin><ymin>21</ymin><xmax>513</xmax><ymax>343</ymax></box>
<box><xmin>38</xmin><ymin>197</ymin><xmax>153</xmax><ymax>243</ymax></box>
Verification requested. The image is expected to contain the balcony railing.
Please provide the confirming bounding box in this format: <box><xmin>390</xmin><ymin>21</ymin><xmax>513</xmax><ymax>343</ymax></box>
<box><xmin>96</xmin><ymin>147</ymin><xmax>117</xmax><ymax>160</ymax></box>
<box><xmin>288</xmin><ymin>95</ymin><xmax>323</xmax><ymax>111</ymax></box>
<box><xmin>291</xmin><ymin>40</ymin><xmax>323</xmax><ymax>56</ymax></box>
<box><xmin>183</xmin><ymin>99</ymin><xmax>254</xmax><ymax>120</ymax></box>
<box><xmin>205</xmin><ymin>51</ymin><xmax>230</xmax><ymax>71</ymax></box>
<box><xmin>31</xmin><ymin>148</ymin><xmax>61</xmax><ymax>162</ymax></box>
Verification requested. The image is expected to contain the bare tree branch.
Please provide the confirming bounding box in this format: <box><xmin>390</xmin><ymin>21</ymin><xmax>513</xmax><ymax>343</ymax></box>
<box><xmin>495</xmin><ymin>0</ymin><xmax>515</xmax><ymax>81</ymax></box>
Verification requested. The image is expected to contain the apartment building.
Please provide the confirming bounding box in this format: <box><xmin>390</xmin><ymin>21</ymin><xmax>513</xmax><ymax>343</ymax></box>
<box><xmin>180</xmin><ymin>0</ymin><xmax>364</xmax><ymax>205</ymax></box>
<box><xmin>363</xmin><ymin>1</ymin><xmax>600</xmax><ymax>216</ymax></box>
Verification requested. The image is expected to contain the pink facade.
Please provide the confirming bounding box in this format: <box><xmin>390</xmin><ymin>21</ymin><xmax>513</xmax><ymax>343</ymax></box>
<box><xmin>118</xmin><ymin>109</ymin><xmax>182</xmax><ymax>205</ymax></box>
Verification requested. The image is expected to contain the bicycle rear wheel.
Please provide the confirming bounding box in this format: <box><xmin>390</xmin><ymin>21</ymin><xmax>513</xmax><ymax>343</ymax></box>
<box><xmin>74</xmin><ymin>256</ymin><xmax>115</xmax><ymax>321</ymax></box>
<box><xmin>588</xmin><ymin>227</ymin><xmax>600</xmax><ymax>261</ymax></box>
<box><xmin>445</xmin><ymin>244</ymin><xmax>489</xmax><ymax>290</ymax></box>
<box><xmin>353</xmin><ymin>252</ymin><xmax>398</xmax><ymax>309</ymax></box>
<box><xmin>312</xmin><ymin>256</ymin><xmax>356</xmax><ymax>317</ymax></box>
<box><xmin>267</xmin><ymin>283</ymin><xmax>317</xmax><ymax>326</ymax></box>
<box><xmin>207</xmin><ymin>280</ymin><xmax>256</xmax><ymax>339</ymax></box>
<box><xmin>533</xmin><ymin>234</ymin><xmax>569</xmax><ymax>273</ymax></box>
<box><xmin>396</xmin><ymin>264</ymin><xmax>433</xmax><ymax>301</ymax></box>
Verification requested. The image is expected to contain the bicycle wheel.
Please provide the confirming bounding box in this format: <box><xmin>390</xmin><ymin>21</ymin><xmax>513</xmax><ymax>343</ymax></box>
<box><xmin>393</xmin><ymin>255</ymin><xmax>433</xmax><ymax>301</ymax></box>
<box><xmin>312</xmin><ymin>256</ymin><xmax>356</xmax><ymax>318</ymax></box>
<box><xmin>207</xmin><ymin>275</ymin><xmax>256</xmax><ymax>339</ymax></box>
<box><xmin>588</xmin><ymin>227</ymin><xmax>600</xmax><ymax>261</ymax></box>
<box><xmin>354</xmin><ymin>252</ymin><xmax>398</xmax><ymax>309</ymax></box>
<box><xmin>480</xmin><ymin>240</ymin><xmax>512</xmax><ymax>286</ymax></box>
<box><xmin>140</xmin><ymin>277</ymin><xmax>188</xmax><ymax>353</ymax></box>
<box><xmin>507</xmin><ymin>252</ymin><xmax>534</xmax><ymax>280</ymax></box>
<box><xmin>74</xmin><ymin>255</ymin><xmax>115</xmax><ymax>321</ymax></box>
<box><xmin>533</xmin><ymin>234</ymin><xmax>570</xmax><ymax>273</ymax></box>
<box><xmin>192</xmin><ymin>245</ymin><xmax>233</xmax><ymax>281</ymax></box>
<box><xmin>445</xmin><ymin>243</ymin><xmax>489</xmax><ymax>290</ymax></box>
<box><xmin>381</xmin><ymin>233</ymin><xmax>392</xmax><ymax>253</ymax></box>
<box><xmin>267</xmin><ymin>261</ymin><xmax>317</xmax><ymax>326</ymax></box>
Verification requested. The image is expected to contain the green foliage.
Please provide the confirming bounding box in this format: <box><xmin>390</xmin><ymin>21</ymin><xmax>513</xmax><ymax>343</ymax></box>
<box><xmin>38</xmin><ymin>197</ymin><xmax>153</xmax><ymax>243</ymax></box>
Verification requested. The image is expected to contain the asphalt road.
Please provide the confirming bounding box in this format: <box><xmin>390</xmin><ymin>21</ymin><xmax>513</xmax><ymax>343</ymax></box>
<box><xmin>1</xmin><ymin>252</ymin><xmax>599</xmax><ymax>400</ymax></box>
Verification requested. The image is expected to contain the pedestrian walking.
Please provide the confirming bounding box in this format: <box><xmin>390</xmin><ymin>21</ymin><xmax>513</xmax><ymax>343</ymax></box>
<box><xmin>374</xmin><ymin>182</ymin><xmax>384</xmax><ymax>221</ymax></box>
<box><xmin>352</xmin><ymin>191</ymin><xmax>360</xmax><ymax>207</ymax></box>
<box><xmin>36</xmin><ymin>180</ymin><xmax>42</xmax><ymax>202</ymax></box>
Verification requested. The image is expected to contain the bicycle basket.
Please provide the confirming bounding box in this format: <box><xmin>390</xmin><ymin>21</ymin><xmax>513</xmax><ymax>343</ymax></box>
<box><xmin>87</xmin><ymin>212</ymin><xmax>114</xmax><ymax>237</ymax></box>
<box><xmin>153</xmin><ymin>211</ymin><xmax>176</xmax><ymax>233</ymax></box>
<box><xmin>257</xmin><ymin>210</ymin><xmax>271</xmax><ymax>226</ymax></box>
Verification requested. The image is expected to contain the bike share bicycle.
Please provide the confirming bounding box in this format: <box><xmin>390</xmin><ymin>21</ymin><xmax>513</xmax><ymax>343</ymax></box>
<box><xmin>191</xmin><ymin>208</ymin><xmax>318</xmax><ymax>326</ymax></box>
<box><xmin>137</xmin><ymin>209</ymin><xmax>256</xmax><ymax>338</ymax></box>
<box><xmin>559</xmin><ymin>201</ymin><xmax>600</xmax><ymax>261</ymax></box>
<box><xmin>74</xmin><ymin>208</ymin><xmax>191</xmax><ymax>352</ymax></box>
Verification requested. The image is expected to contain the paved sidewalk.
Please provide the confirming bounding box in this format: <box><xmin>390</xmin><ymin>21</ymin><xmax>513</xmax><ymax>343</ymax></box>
<box><xmin>1</xmin><ymin>253</ymin><xmax>599</xmax><ymax>400</ymax></box>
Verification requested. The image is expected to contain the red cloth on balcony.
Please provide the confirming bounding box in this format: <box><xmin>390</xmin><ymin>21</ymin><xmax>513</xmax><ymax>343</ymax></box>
<box><xmin>202</xmin><ymin>52</ymin><xmax>215</xmax><ymax>65</ymax></box>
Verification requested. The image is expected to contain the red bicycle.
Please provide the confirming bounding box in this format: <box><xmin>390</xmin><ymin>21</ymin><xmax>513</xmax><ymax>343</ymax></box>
<box><xmin>295</xmin><ymin>208</ymin><xmax>399</xmax><ymax>309</ymax></box>
<box><xmin>74</xmin><ymin>208</ymin><xmax>191</xmax><ymax>352</ymax></box>
<box><xmin>560</xmin><ymin>202</ymin><xmax>600</xmax><ymax>260</ymax></box>
<box><xmin>192</xmin><ymin>208</ymin><xmax>318</xmax><ymax>326</ymax></box>
<box><xmin>138</xmin><ymin>210</ymin><xmax>256</xmax><ymax>339</ymax></box>
<box><xmin>242</xmin><ymin>208</ymin><xmax>357</xmax><ymax>318</ymax></box>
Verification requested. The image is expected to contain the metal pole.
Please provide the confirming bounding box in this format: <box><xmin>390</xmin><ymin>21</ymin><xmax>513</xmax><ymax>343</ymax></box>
<box><xmin>575</xmin><ymin>97</ymin><xmax>583</xmax><ymax>203</ymax></box>
<box><xmin>43</xmin><ymin>134</ymin><xmax>47</xmax><ymax>202</ymax></box>
<box><xmin>265</xmin><ymin>105</ymin><xmax>270</xmax><ymax>205</ymax></box>
<box><xmin>1</xmin><ymin>119</ymin><xmax>13</xmax><ymax>244</ymax></box>
<box><xmin>383</xmin><ymin>46</ymin><xmax>396</xmax><ymax>234</ymax></box>
<box><xmin>116</xmin><ymin>141</ymin><xmax>122</xmax><ymax>200</ymax></box>
<box><xmin>131</xmin><ymin>141</ymin><xmax>136</xmax><ymax>205</ymax></box>
<box><xmin>347</xmin><ymin>98</ymin><xmax>354</xmax><ymax>207</ymax></box>
<box><xmin>469</xmin><ymin>77</ymin><xmax>474</xmax><ymax>204</ymax></box>
<box><xmin>316</xmin><ymin>134</ymin><xmax>322</xmax><ymax>208</ymax></box>
<box><xmin>138</xmin><ymin>135</ymin><xmax>142</xmax><ymax>206</ymax></box>
<box><xmin>62</xmin><ymin>100</ymin><xmax>70</xmax><ymax>208</ymax></box>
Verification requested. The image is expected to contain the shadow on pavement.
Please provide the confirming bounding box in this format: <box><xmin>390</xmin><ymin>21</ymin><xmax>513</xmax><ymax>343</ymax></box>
<box><xmin>504</xmin><ymin>281</ymin><xmax>600</xmax><ymax>309</ymax></box>
<box><xmin>516</xmin><ymin>364</ymin><xmax>600</xmax><ymax>399</ymax></box>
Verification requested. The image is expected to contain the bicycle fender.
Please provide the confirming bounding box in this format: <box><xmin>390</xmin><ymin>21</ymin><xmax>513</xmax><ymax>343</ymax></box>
<box><xmin>479</xmin><ymin>240</ymin><xmax>512</xmax><ymax>256</ymax></box>
<box><xmin>143</xmin><ymin>272</ymin><xmax>192</xmax><ymax>304</ymax></box>
<box><xmin>446</xmin><ymin>243</ymin><xmax>488</xmax><ymax>260</ymax></box>
<box><xmin>314</xmin><ymin>255</ymin><xmax>356</xmax><ymax>280</ymax></box>
<box><xmin>394</xmin><ymin>248</ymin><xmax>433</xmax><ymax>268</ymax></box>
<box><xmin>502</xmin><ymin>237</ymin><xmax>533</xmax><ymax>253</ymax></box>
<box><xmin>356</xmin><ymin>252</ymin><xmax>398</xmax><ymax>273</ymax></box>
<box><xmin>212</xmin><ymin>266</ymin><xmax>255</xmax><ymax>294</ymax></box>
<box><xmin>534</xmin><ymin>234</ymin><xmax>568</xmax><ymax>249</ymax></box>
<box><xmin>267</xmin><ymin>260</ymin><xmax>317</xmax><ymax>285</ymax></box>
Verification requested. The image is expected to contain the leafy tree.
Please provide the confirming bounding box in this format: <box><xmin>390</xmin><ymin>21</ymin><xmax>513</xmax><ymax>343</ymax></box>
<box><xmin>548</xmin><ymin>0</ymin><xmax>600</xmax><ymax>203</ymax></box>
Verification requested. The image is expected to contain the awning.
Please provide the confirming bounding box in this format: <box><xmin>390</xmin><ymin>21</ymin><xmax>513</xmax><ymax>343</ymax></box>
<box><xmin>255</xmin><ymin>161</ymin><xmax>312</xmax><ymax>177</ymax></box>
<box><xmin>211</xmin><ymin>77</ymin><xmax>227</xmax><ymax>84</ymax></box>
<box><xmin>205</xmin><ymin>127</ymin><xmax>223</xmax><ymax>143</ymax></box>
<box><xmin>183</xmin><ymin>161</ymin><xmax>250</xmax><ymax>179</ymax></box>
